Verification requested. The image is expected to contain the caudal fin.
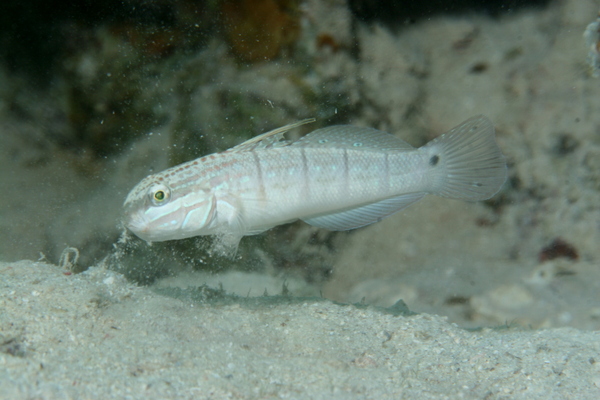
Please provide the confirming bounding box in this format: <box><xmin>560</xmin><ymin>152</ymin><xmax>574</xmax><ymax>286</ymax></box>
<box><xmin>422</xmin><ymin>115</ymin><xmax>507</xmax><ymax>201</ymax></box>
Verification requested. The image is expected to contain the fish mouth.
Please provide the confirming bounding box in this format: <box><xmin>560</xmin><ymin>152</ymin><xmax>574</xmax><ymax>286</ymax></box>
<box><xmin>123</xmin><ymin>209</ymin><xmax>153</xmax><ymax>241</ymax></box>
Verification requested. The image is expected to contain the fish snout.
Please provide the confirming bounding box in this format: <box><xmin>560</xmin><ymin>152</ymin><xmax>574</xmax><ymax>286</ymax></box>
<box><xmin>124</xmin><ymin>208</ymin><xmax>154</xmax><ymax>241</ymax></box>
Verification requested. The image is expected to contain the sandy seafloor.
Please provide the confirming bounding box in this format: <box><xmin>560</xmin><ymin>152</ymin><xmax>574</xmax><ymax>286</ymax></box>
<box><xmin>1</xmin><ymin>260</ymin><xmax>599</xmax><ymax>399</ymax></box>
<box><xmin>2</xmin><ymin>0</ymin><xmax>600</xmax><ymax>398</ymax></box>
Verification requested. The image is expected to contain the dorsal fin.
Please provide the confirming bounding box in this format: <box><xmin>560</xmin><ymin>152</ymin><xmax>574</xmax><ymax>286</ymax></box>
<box><xmin>291</xmin><ymin>125</ymin><xmax>414</xmax><ymax>152</ymax></box>
<box><xmin>228</xmin><ymin>118</ymin><xmax>316</xmax><ymax>152</ymax></box>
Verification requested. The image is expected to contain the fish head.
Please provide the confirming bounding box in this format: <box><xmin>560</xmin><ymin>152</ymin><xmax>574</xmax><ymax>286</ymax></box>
<box><xmin>122</xmin><ymin>173</ymin><xmax>216</xmax><ymax>242</ymax></box>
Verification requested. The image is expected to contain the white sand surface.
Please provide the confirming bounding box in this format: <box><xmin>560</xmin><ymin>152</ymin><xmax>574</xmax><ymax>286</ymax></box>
<box><xmin>1</xmin><ymin>260</ymin><xmax>599</xmax><ymax>399</ymax></box>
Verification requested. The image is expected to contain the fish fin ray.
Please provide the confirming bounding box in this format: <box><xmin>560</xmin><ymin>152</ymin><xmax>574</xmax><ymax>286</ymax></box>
<box><xmin>210</xmin><ymin>233</ymin><xmax>243</xmax><ymax>258</ymax></box>
<box><xmin>291</xmin><ymin>125</ymin><xmax>414</xmax><ymax>152</ymax></box>
<box><xmin>422</xmin><ymin>115</ymin><xmax>507</xmax><ymax>201</ymax></box>
<box><xmin>302</xmin><ymin>192</ymin><xmax>425</xmax><ymax>231</ymax></box>
<box><xmin>221</xmin><ymin>194</ymin><xmax>293</xmax><ymax>236</ymax></box>
<box><xmin>229</xmin><ymin>119</ymin><xmax>316</xmax><ymax>152</ymax></box>
<box><xmin>209</xmin><ymin>195</ymin><xmax>250</xmax><ymax>258</ymax></box>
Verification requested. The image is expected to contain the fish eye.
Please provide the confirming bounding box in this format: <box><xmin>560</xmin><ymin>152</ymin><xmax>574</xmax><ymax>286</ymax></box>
<box><xmin>154</xmin><ymin>191</ymin><xmax>165</xmax><ymax>201</ymax></box>
<box><xmin>148</xmin><ymin>184</ymin><xmax>171</xmax><ymax>206</ymax></box>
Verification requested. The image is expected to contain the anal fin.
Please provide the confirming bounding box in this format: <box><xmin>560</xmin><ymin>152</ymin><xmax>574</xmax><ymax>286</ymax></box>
<box><xmin>301</xmin><ymin>192</ymin><xmax>425</xmax><ymax>231</ymax></box>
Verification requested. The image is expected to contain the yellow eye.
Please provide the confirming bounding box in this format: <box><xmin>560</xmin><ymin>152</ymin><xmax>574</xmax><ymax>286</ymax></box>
<box><xmin>148</xmin><ymin>184</ymin><xmax>171</xmax><ymax>206</ymax></box>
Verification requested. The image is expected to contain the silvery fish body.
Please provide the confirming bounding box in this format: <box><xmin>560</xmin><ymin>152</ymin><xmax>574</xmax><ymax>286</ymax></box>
<box><xmin>123</xmin><ymin>116</ymin><xmax>507</xmax><ymax>252</ymax></box>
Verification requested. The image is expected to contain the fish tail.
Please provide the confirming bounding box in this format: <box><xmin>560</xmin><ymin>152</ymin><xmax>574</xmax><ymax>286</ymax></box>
<box><xmin>422</xmin><ymin>115</ymin><xmax>507</xmax><ymax>201</ymax></box>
